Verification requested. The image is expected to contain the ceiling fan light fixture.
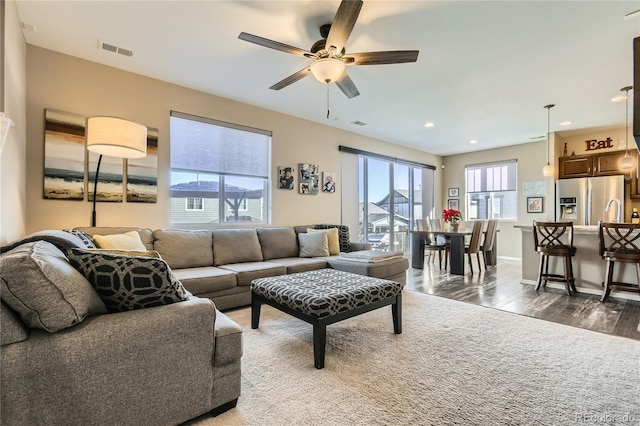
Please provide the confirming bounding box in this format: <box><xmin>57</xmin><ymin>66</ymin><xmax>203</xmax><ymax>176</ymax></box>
<box><xmin>310</xmin><ymin>58</ymin><xmax>346</xmax><ymax>83</ymax></box>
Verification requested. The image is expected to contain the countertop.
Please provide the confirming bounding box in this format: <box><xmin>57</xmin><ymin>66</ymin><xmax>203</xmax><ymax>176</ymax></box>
<box><xmin>514</xmin><ymin>224</ymin><xmax>601</xmax><ymax>234</ymax></box>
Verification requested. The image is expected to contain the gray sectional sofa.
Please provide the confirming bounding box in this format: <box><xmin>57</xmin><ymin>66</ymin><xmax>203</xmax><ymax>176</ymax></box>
<box><xmin>75</xmin><ymin>225</ymin><xmax>409</xmax><ymax>310</ymax></box>
<box><xmin>0</xmin><ymin>224</ymin><xmax>408</xmax><ymax>425</ymax></box>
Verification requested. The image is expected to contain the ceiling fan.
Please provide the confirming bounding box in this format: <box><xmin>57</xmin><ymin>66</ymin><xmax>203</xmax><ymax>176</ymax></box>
<box><xmin>238</xmin><ymin>0</ymin><xmax>419</xmax><ymax>99</ymax></box>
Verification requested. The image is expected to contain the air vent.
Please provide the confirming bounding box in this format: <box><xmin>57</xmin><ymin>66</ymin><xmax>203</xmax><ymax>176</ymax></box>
<box><xmin>350</xmin><ymin>120</ymin><xmax>367</xmax><ymax>126</ymax></box>
<box><xmin>530</xmin><ymin>135</ymin><xmax>545</xmax><ymax>140</ymax></box>
<box><xmin>117</xmin><ymin>47</ymin><xmax>134</xmax><ymax>57</ymax></box>
<box><xmin>98</xmin><ymin>40</ymin><xmax>134</xmax><ymax>57</ymax></box>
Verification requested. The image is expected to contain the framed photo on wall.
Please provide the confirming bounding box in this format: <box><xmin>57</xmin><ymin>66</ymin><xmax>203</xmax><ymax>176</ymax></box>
<box><xmin>527</xmin><ymin>196</ymin><xmax>543</xmax><ymax>213</ymax></box>
<box><xmin>448</xmin><ymin>199</ymin><xmax>459</xmax><ymax>210</ymax></box>
<box><xmin>448</xmin><ymin>188</ymin><xmax>459</xmax><ymax>197</ymax></box>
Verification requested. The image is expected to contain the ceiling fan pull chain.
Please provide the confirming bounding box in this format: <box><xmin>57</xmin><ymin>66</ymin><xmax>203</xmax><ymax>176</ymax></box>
<box><xmin>326</xmin><ymin>83</ymin><xmax>330</xmax><ymax>120</ymax></box>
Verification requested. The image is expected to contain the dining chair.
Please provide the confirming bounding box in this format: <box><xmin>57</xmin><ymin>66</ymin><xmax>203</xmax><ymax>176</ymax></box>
<box><xmin>532</xmin><ymin>221</ymin><xmax>577</xmax><ymax>296</ymax></box>
<box><xmin>420</xmin><ymin>219</ymin><xmax>447</xmax><ymax>268</ymax></box>
<box><xmin>428</xmin><ymin>218</ymin><xmax>450</xmax><ymax>269</ymax></box>
<box><xmin>480</xmin><ymin>219</ymin><xmax>498</xmax><ymax>268</ymax></box>
<box><xmin>597</xmin><ymin>222</ymin><xmax>640</xmax><ymax>302</ymax></box>
<box><xmin>464</xmin><ymin>220</ymin><xmax>484</xmax><ymax>274</ymax></box>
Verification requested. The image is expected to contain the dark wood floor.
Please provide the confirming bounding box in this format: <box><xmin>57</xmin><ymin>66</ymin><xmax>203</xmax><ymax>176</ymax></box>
<box><xmin>405</xmin><ymin>257</ymin><xmax>640</xmax><ymax>341</ymax></box>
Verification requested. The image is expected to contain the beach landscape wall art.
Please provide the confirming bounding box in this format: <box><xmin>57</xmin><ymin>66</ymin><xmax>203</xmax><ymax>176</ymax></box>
<box><xmin>127</xmin><ymin>127</ymin><xmax>158</xmax><ymax>203</ymax></box>
<box><xmin>43</xmin><ymin>109</ymin><xmax>86</xmax><ymax>200</ymax></box>
<box><xmin>87</xmin><ymin>148</ymin><xmax>124</xmax><ymax>202</ymax></box>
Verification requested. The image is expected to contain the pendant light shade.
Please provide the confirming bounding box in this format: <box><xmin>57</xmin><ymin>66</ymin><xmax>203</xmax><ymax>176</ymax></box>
<box><xmin>542</xmin><ymin>104</ymin><xmax>555</xmax><ymax>177</ymax></box>
<box><xmin>619</xmin><ymin>86</ymin><xmax>634</xmax><ymax>171</ymax></box>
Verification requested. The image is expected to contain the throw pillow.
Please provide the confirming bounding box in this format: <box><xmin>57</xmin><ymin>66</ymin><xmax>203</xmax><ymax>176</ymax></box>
<box><xmin>63</xmin><ymin>229</ymin><xmax>97</xmax><ymax>249</ymax></box>
<box><xmin>307</xmin><ymin>227</ymin><xmax>340</xmax><ymax>255</ymax></box>
<box><xmin>68</xmin><ymin>248</ymin><xmax>189</xmax><ymax>313</ymax></box>
<box><xmin>0</xmin><ymin>241</ymin><xmax>107</xmax><ymax>332</ymax></box>
<box><xmin>85</xmin><ymin>249</ymin><xmax>162</xmax><ymax>258</ymax></box>
<box><xmin>93</xmin><ymin>231</ymin><xmax>146</xmax><ymax>251</ymax></box>
<box><xmin>313</xmin><ymin>224</ymin><xmax>351</xmax><ymax>252</ymax></box>
<box><xmin>298</xmin><ymin>232</ymin><xmax>330</xmax><ymax>258</ymax></box>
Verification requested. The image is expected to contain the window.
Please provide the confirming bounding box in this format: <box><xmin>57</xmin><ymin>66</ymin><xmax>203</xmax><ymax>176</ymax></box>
<box><xmin>186</xmin><ymin>197</ymin><xmax>204</xmax><ymax>211</ymax></box>
<box><xmin>170</xmin><ymin>111</ymin><xmax>271</xmax><ymax>225</ymax></box>
<box><xmin>465</xmin><ymin>160</ymin><xmax>517</xmax><ymax>220</ymax></box>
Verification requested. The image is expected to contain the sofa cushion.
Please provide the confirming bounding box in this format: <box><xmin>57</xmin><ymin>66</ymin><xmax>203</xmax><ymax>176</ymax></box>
<box><xmin>172</xmin><ymin>266</ymin><xmax>237</xmax><ymax>294</ymax></box>
<box><xmin>219</xmin><ymin>262</ymin><xmax>286</xmax><ymax>286</ymax></box>
<box><xmin>307</xmin><ymin>227</ymin><xmax>340</xmax><ymax>255</ymax></box>
<box><xmin>268</xmin><ymin>257</ymin><xmax>328</xmax><ymax>274</ymax></box>
<box><xmin>298</xmin><ymin>232</ymin><xmax>329</xmax><ymax>257</ymax></box>
<box><xmin>1</xmin><ymin>300</ymin><xmax>29</xmax><ymax>345</ymax></box>
<box><xmin>256</xmin><ymin>227</ymin><xmax>299</xmax><ymax>260</ymax></box>
<box><xmin>93</xmin><ymin>231</ymin><xmax>147</xmax><ymax>251</ymax></box>
<box><xmin>68</xmin><ymin>248</ymin><xmax>189</xmax><ymax>313</ymax></box>
<box><xmin>153</xmin><ymin>229</ymin><xmax>213</xmax><ymax>269</ymax></box>
<box><xmin>313</xmin><ymin>224</ymin><xmax>351</xmax><ymax>252</ymax></box>
<box><xmin>0</xmin><ymin>241</ymin><xmax>107</xmax><ymax>332</ymax></box>
<box><xmin>213</xmin><ymin>229</ymin><xmax>263</xmax><ymax>266</ymax></box>
<box><xmin>326</xmin><ymin>256</ymin><xmax>409</xmax><ymax>281</ymax></box>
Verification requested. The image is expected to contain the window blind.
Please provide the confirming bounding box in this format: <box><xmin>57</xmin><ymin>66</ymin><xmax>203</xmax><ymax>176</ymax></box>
<box><xmin>170</xmin><ymin>111</ymin><xmax>270</xmax><ymax>179</ymax></box>
<box><xmin>466</xmin><ymin>160</ymin><xmax>517</xmax><ymax>193</ymax></box>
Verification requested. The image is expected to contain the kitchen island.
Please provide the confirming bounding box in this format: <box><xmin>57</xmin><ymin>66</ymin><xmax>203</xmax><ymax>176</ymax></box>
<box><xmin>517</xmin><ymin>225</ymin><xmax>639</xmax><ymax>300</ymax></box>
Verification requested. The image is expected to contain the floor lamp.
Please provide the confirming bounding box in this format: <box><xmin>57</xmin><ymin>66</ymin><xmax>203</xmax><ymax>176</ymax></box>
<box><xmin>86</xmin><ymin>116</ymin><xmax>147</xmax><ymax>226</ymax></box>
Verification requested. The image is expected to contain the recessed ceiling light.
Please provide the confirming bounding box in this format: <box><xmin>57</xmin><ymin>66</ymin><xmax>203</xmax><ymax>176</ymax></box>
<box><xmin>469</xmin><ymin>140</ymin><xmax>478</xmax><ymax>144</ymax></box>
<box><xmin>424</xmin><ymin>122</ymin><xmax>435</xmax><ymax>128</ymax></box>
<box><xmin>611</xmin><ymin>95</ymin><xmax>627</xmax><ymax>102</ymax></box>
<box><xmin>560</xmin><ymin>121</ymin><xmax>572</xmax><ymax>126</ymax></box>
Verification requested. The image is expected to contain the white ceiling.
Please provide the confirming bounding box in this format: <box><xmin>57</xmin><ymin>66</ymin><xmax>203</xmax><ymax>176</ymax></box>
<box><xmin>14</xmin><ymin>1</ymin><xmax>640</xmax><ymax>156</ymax></box>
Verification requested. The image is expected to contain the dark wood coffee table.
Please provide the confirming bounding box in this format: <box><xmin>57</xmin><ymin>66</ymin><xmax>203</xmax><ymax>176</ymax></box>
<box><xmin>251</xmin><ymin>268</ymin><xmax>404</xmax><ymax>369</ymax></box>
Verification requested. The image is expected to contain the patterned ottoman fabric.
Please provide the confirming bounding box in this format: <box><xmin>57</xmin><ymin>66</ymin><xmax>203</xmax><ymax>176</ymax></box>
<box><xmin>251</xmin><ymin>268</ymin><xmax>403</xmax><ymax>319</ymax></box>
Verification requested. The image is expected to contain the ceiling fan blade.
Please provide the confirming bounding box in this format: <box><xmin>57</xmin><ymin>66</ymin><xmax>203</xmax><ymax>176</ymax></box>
<box><xmin>336</xmin><ymin>72</ymin><xmax>360</xmax><ymax>99</ymax></box>
<box><xmin>269</xmin><ymin>67</ymin><xmax>312</xmax><ymax>90</ymax></box>
<box><xmin>239</xmin><ymin>32</ymin><xmax>316</xmax><ymax>58</ymax></box>
<box><xmin>326</xmin><ymin>0</ymin><xmax>363</xmax><ymax>54</ymax></box>
<box><xmin>344</xmin><ymin>50</ymin><xmax>419</xmax><ymax>65</ymax></box>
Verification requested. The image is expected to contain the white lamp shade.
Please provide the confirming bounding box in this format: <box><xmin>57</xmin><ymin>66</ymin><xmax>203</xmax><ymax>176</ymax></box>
<box><xmin>87</xmin><ymin>116</ymin><xmax>147</xmax><ymax>159</ymax></box>
<box><xmin>310</xmin><ymin>58</ymin><xmax>346</xmax><ymax>83</ymax></box>
<box><xmin>620</xmin><ymin>154</ymin><xmax>635</xmax><ymax>170</ymax></box>
<box><xmin>542</xmin><ymin>164</ymin><xmax>554</xmax><ymax>177</ymax></box>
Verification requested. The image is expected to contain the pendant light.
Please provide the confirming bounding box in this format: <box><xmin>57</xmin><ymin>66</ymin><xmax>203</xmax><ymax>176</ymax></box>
<box><xmin>619</xmin><ymin>86</ymin><xmax>634</xmax><ymax>170</ymax></box>
<box><xmin>542</xmin><ymin>104</ymin><xmax>555</xmax><ymax>177</ymax></box>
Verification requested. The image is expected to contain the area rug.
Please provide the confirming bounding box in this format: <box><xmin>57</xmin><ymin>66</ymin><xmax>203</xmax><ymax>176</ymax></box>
<box><xmin>192</xmin><ymin>291</ymin><xmax>640</xmax><ymax>426</ymax></box>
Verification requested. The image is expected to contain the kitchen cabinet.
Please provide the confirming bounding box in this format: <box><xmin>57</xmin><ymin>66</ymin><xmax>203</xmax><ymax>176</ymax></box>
<box><xmin>558</xmin><ymin>155</ymin><xmax>592</xmax><ymax>179</ymax></box>
<box><xmin>558</xmin><ymin>150</ymin><xmax>627</xmax><ymax>179</ymax></box>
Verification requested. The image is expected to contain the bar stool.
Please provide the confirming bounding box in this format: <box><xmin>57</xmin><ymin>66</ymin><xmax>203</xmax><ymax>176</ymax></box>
<box><xmin>532</xmin><ymin>221</ymin><xmax>577</xmax><ymax>296</ymax></box>
<box><xmin>597</xmin><ymin>222</ymin><xmax>640</xmax><ymax>302</ymax></box>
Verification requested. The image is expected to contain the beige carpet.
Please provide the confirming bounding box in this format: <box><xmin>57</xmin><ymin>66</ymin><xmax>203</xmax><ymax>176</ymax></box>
<box><xmin>192</xmin><ymin>291</ymin><xmax>640</xmax><ymax>426</ymax></box>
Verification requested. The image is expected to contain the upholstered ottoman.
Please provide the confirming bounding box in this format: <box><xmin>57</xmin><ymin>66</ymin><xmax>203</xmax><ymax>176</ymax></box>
<box><xmin>251</xmin><ymin>268</ymin><xmax>404</xmax><ymax>369</ymax></box>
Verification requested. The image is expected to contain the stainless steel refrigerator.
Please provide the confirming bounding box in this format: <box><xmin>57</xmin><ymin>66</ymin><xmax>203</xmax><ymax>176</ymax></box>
<box><xmin>556</xmin><ymin>175</ymin><xmax>624</xmax><ymax>225</ymax></box>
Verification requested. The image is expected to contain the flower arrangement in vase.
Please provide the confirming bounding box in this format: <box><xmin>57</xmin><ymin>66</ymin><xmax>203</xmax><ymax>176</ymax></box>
<box><xmin>443</xmin><ymin>208</ymin><xmax>462</xmax><ymax>231</ymax></box>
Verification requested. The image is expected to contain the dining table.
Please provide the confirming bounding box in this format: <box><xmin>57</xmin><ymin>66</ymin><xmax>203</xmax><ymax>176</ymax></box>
<box><xmin>410</xmin><ymin>229</ymin><xmax>497</xmax><ymax>275</ymax></box>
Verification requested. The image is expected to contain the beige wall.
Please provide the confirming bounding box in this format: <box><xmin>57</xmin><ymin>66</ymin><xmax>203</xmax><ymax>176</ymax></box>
<box><xmin>23</xmin><ymin>46</ymin><xmax>442</xmax><ymax>235</ymax></box>
<box><xmin>443</xmin><ymin>141</ymin><xmax>554</xmax><ymax>259</ymax></box>
<box><xmin>1</xmin><ymin>0</ymin><xmax>27</xmax><ymax>245</ymax></box>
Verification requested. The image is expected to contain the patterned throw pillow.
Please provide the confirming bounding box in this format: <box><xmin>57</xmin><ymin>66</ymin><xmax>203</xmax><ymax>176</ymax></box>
<box><xmin>68</xmin><ymin>248</ymin><xmax>189</xmax><ymax>313</ymax></box>
<box><xmin>313</xmin><ymin>224</ymin><xmax>351</xmax><ymax>253</ymax></box>
<box><xmin>63</xmin><ymin>229</ymin><xmax>96</xmax><ymax>249</ymax></box>
<box><xmin>307</xmin><ymin>228</ymin><xmax>340</xmax><ymax>255</ymax></box>
<box><xmin>298</xmin><ymin>232</ymin><xmax>330</xmax><ymax>258</ymax></box>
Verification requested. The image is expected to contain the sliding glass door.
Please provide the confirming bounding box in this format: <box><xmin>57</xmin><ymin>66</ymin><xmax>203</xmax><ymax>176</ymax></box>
<box><xmin>358</xmin><ymin>156</ymin><xmax>433</xmax><ymax>254</ymax></box>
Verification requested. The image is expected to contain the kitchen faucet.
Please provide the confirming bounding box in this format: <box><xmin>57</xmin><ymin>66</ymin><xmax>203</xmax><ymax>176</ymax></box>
<box><xmin>605</xmin><ymin>198</ymin><xmax>622</xmax><ymax>223</ymax></box>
